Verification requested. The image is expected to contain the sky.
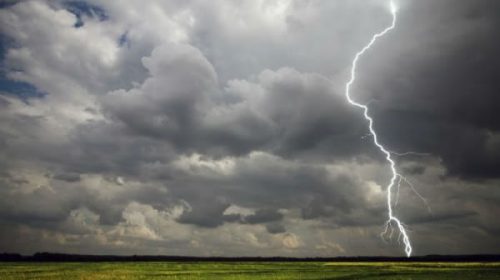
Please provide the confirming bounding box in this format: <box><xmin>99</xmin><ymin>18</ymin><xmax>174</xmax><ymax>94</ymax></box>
<box><xmin>0</xmin><ymin>0</ymin><xmax>499</xmax><ymax>257</ymax></box>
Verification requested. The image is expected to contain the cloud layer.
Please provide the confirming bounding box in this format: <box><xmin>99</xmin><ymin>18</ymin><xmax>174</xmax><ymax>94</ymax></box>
<box><xmin>0</xmin><ymin>0</ymin><xmax>499</xmax><ymax>256</ymax></box>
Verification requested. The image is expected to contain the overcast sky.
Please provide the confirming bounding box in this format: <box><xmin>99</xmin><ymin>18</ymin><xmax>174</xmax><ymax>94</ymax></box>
<box><xmin>0</xmin><ymin>0</ymin><xmax>499</xmax><ymax>257</ymax></box>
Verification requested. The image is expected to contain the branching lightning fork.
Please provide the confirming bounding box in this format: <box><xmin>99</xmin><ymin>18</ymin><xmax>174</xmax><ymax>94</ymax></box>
<box><xmin>344</xmin><ymin>1</ymin><xmax>414</xmax><ymax>257</ymax></box>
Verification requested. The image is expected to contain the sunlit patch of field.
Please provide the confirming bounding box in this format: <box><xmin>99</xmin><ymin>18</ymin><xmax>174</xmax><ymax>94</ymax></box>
<box><xmin>1</xmin><ymin>261</ymin><xmax>500</xmax><ymax>279</ymax></box>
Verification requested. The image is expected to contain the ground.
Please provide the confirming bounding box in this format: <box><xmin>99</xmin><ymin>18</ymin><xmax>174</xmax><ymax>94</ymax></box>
<box><xmin>1</xmin><ymin>262</ymin><xmax>500</xmax><ymax>279</ymax></box>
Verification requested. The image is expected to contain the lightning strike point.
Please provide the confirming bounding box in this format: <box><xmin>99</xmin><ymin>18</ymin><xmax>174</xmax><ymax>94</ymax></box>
<box><xmin>343</xmin><ymin>1</ymin><xmax>413</xmax><ymax>257</ymax></box>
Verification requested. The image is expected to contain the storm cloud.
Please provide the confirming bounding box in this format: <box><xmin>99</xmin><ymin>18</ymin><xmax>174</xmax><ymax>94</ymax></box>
<box><xmin>0</xmin><ymin>0</ymin><xmax>499</xmax><ymax>256</ymax></box>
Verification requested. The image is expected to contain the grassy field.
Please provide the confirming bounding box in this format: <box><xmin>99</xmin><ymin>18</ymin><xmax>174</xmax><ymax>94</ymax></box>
<box><xmin>1</xmin><ymin>262</ymin><xmax>500</xmax><ymax>279</ymax></box>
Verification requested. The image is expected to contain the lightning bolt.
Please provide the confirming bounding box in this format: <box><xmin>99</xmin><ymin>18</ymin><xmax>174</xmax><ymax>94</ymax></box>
<box><xmin>344</xmin><ymin>2</ymin><xmax>414</xmax><ymax>257</ymax></box>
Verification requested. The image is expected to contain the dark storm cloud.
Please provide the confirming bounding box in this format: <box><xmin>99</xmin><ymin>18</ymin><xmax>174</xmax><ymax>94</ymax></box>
<box><xmin>401</xmin><ymin>164</ymin><xmax>426</xmax><ymax>175</ymax></box>
<box><xmin>354</xmin><ymin>0</ymin><xmax>500</xmax><ymax>179</ymax></box>
<box><xmin>240</xmin><ymin>69</ymin><xmax>372</xmax><ymax>160</ymax></box>
<box><xmin>243</xmin><ymin>209</ymin><xmax>284</xmax><ymax>224</ymax></box>
<box><xmin>102</xmin><ymin>43</ymin><xmax>373</xmax><ymax>161</ymax></box>
<box><xmin>177</xmin><ymin>200</ymin><xmax>231</xmax><ymax>228</ymax></box>
<box><xmin>158</xmin><ymin>152</ymin><xmax>380</xmax><ymax>232</ymax></box>
<box><xmin>407</xmin><ymin>210</ymin><xmax>477</xmax><ymax>225</ymax></box>
<box><xmin>102</xmin><ymin>43</ymin><xmax>274</xmax><ymax>157</ymax></box>
<box><xmin>0</xmin><ymin>0</ymin><xmax>499</xmax><ymax>256</ymax></box>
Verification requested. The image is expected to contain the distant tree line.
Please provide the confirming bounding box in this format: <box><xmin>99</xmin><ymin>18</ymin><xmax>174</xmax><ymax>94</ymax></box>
<box><xmin>0</xmin><ymin>253</ymin><xmax>499</xmax><ymax>262</ymax></box>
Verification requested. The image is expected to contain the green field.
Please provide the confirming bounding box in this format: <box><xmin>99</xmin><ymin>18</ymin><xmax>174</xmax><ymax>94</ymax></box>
<box><xmin>1</xmin><ymin>262</ymin><xmax>500</xmax><ymax>279</ymax></box>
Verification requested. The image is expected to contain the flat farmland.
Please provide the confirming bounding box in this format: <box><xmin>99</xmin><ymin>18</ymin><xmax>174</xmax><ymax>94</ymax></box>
<box><xmin>1</xmin><ymin>262</ymin><xmax>499</xmax><ymax>279</ymax></box>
